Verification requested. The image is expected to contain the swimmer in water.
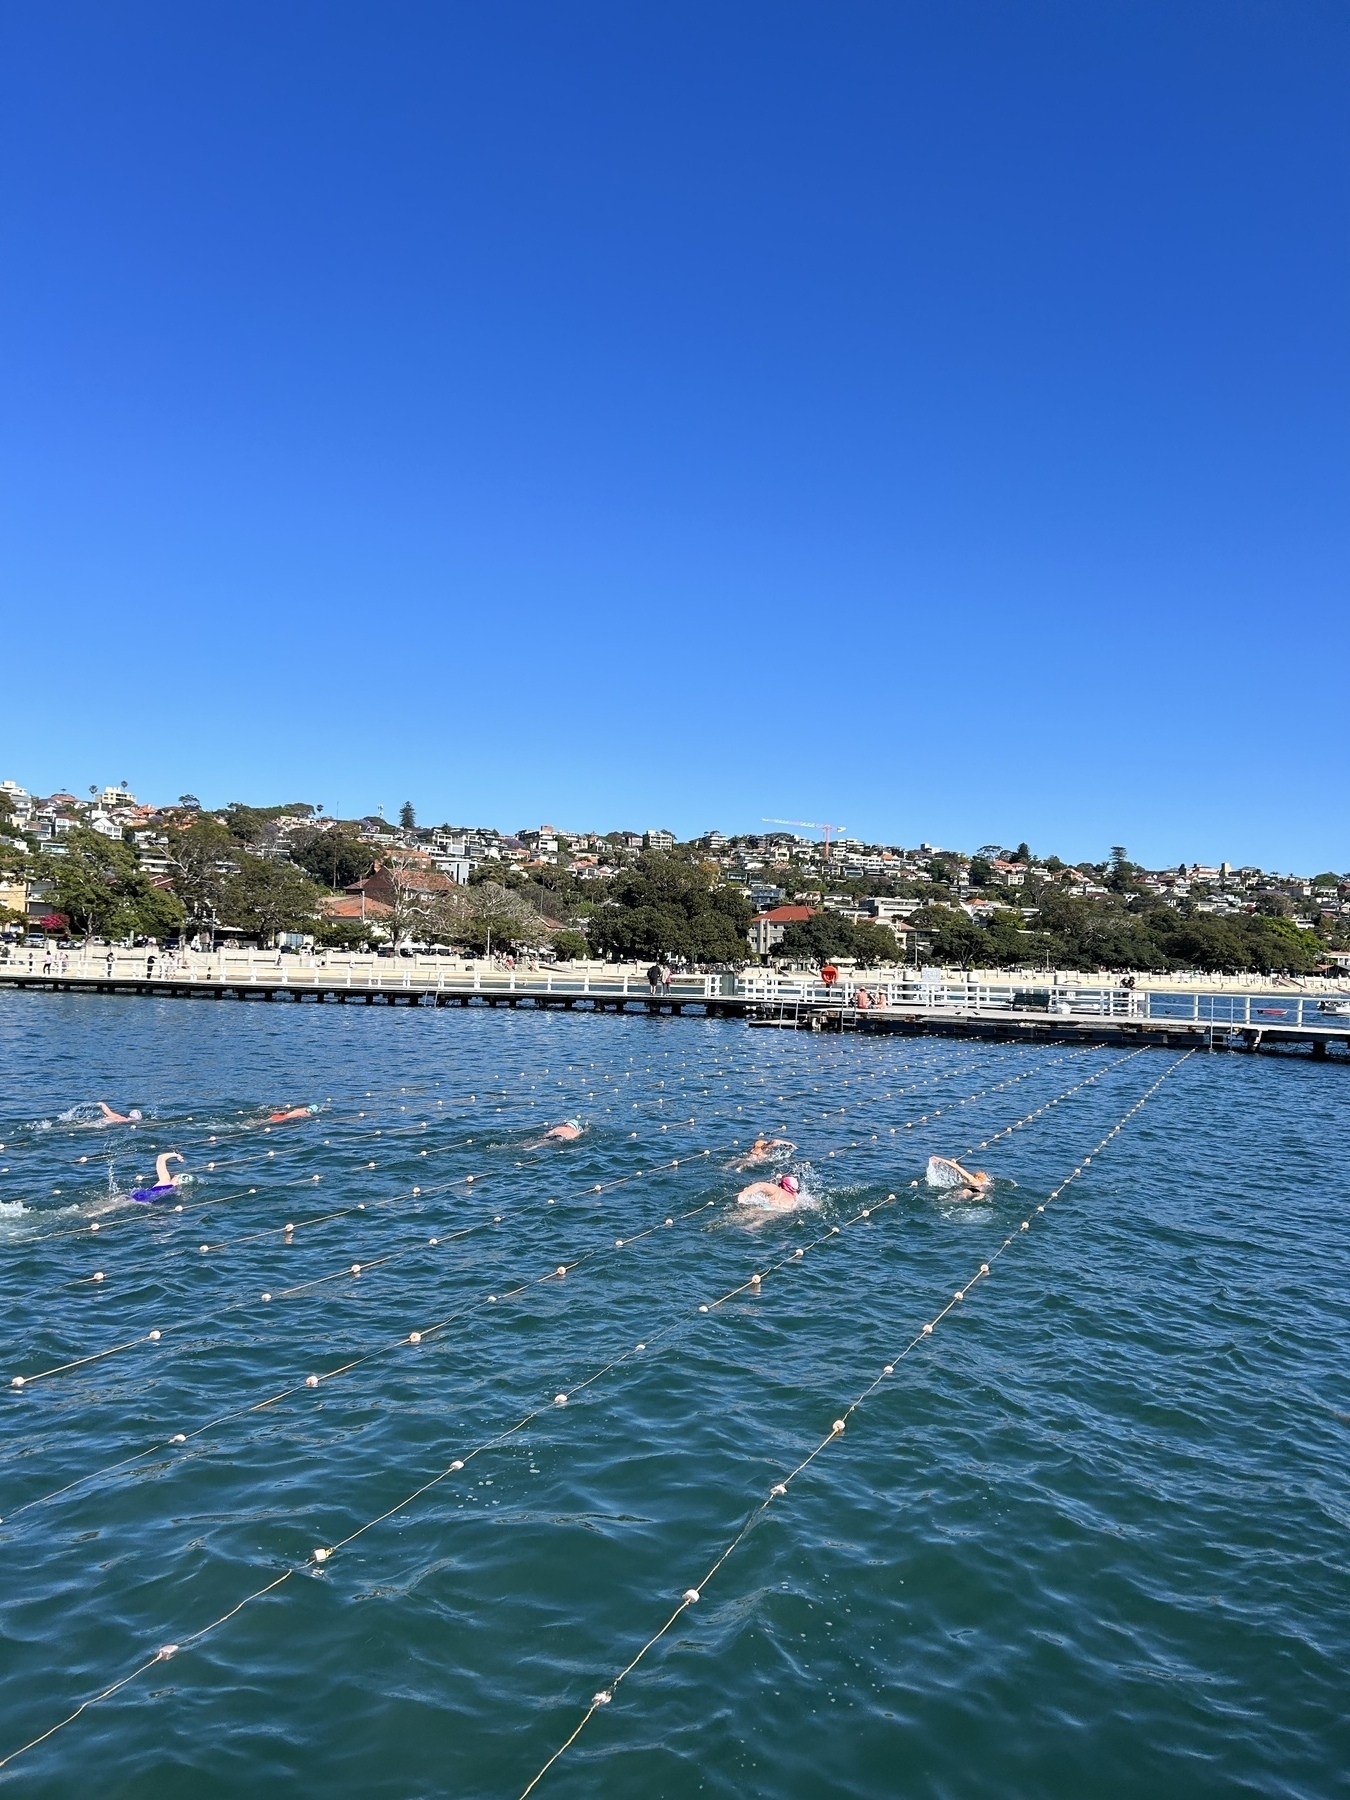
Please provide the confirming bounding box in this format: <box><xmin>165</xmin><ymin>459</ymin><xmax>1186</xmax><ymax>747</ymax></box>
<box><xmin>741</xmin><ymin>1135</ymin><xmax>797</xmax><ymax>1166</ymax></box>
<box><xmin>98</xmin><ymin>1102</ymin><xmax>143</xmax><ymax>1124</ymax></box>
<box><xmin>130</xmin><ymin>1152</ymin><xmax>184</xmax><ymax>1204</ymax></box>
<box><xmin>545</xmin><ymin>1119</ymin><xmax>584</xmax><ymax>1141</ymax></box>
<box><xmin>737</xmin><ymin>1172</ymin><xmax>801</xmax><ymax>1210</ymax></box>
<box><xmin>268</xmin><ymin>1106</ymin><xmax>317</xmax><ymax>1122</ymax></box>
<box><xmin>925</xmin><ymin>1155</ymin><xmax>993</xmax><ymax>1201</ymax></box>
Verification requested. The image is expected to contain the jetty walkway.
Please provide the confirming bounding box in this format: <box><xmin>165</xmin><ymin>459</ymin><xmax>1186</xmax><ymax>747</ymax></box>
<box><xmin>2</xmin><ymin>951</ymin><xmax>1348</xmax><ymax>1060</ymax></box>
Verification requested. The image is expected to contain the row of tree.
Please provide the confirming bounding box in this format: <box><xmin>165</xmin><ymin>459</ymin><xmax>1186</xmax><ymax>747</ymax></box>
<box><xmin>9</xmin><ymin>824</ymin><xmax>1336</xmax><ymax>975</ymax></box>
<box><xmin>912</xmin><ymin>896</ymin><xmax>1327</xmax><ymax>975</ymax></box>
<box><xmin>22</xmin><ymin>824</ymin><xmax>571</xmax><ymax>954</ymax></box>
<box><xmin>584</xmin><ymin>856</ymin><xmax>752</xmax><ymax>963</ymax></box>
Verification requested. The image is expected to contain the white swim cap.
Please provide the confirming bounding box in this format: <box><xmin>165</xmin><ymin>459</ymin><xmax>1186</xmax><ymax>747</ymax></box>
<box><xmin>129</xmin><ymin>1109</ymin><xmax>143</xmax><ymax>1121</ymax></box>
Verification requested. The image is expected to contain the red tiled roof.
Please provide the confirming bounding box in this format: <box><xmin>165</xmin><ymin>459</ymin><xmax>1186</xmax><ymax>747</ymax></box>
<box><xmin>322</xmin><ymin>895</ymin><xmax>392</xmax><ymax>920</ymax></box>
<box><xmin>753</xmin><ymin>905</ymin><xmax>816</xmax><ymax>923</ymax></box>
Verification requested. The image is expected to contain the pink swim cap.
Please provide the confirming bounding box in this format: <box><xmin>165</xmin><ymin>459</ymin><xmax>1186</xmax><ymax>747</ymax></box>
<box><xmin>777</xmin><ymin>1174</ymin><xmax>800</xmax><ymax>1195</ymax></box>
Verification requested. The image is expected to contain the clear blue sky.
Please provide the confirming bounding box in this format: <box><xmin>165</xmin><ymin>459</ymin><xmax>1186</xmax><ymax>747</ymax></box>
<box><xmin>1</xmin><ymin>2</ymin><xmax>1345</xmax><ymax>871</ymax></box>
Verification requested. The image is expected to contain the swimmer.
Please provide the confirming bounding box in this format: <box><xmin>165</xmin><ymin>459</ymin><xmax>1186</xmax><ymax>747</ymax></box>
<box><xmin>737</xmin><ymin>1172</ymin><xmax>801</xmax><ymax>1210</ymax></box>
<box><xmin>925</xmin><ymin>1154</ymin><xmax>992</xmax><ymax>1200</ymax></box>
<box><xmin>130</xmin><ymin>1152</ymin><xmax>185</xmax><ymax>1204</ymax></box>
<box><xmin>545</xmin><ymin>1119</ymin><xmax>584</xmax><ymax>1142</ymax></box>
<box><xmin>268</xmin><ymin>1106</ymin><xmax>317</xmax><ymax>1122</ymax></box>
<box><xmin>98</xmin><ymin>1102</ymin><xmax>143</xmax><ymax>1124</ymax></box>
<box><xmin>741</xmin><ymin>1135</ymin><xmax>797</xmax><ymax>1166</ymax></box>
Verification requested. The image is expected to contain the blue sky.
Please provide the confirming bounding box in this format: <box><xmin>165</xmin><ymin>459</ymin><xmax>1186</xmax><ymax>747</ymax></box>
<box><xmin>1</xmin><ymin>2</ymin><xmax>1345</xmax><ymax>870</ymax></box>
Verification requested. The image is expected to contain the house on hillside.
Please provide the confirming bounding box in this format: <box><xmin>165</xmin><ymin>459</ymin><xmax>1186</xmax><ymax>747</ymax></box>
<box><xmin>749</xmin><ymin>904</ymin><xmax>815</xmax><ymax>956</ymax></box>
<box><xmin>321</xmin><ymin>893</ymin><xmax>393</xmax><ymax>926</ymax></box>
<box><xmin>344</xmin><ymin>857</ymin><xmax>461</xmax><ymax>910</ymax></box>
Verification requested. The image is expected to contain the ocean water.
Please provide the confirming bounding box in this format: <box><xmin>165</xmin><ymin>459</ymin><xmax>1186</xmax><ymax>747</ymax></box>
<box><xmin>0</xmin><ymin>992</ymin><xmax>1345</xmax><ymax>1799</ymax></box>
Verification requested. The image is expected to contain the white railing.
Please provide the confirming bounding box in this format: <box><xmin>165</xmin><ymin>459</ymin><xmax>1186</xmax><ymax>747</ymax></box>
<box><xmin>3</xmin><ymin>951</ymin><xmax>1347</xmax><ymax>1031</ymax></box>
<box><xmin>0</xmin><ymin>949</ymin><xmax>726</xmax><ymax>1004</ymax></box>
<box><xmin>1140</xmin><ymin>989</ymin><xmax>1350</xmax><ymax>1029</ymax></box>
<box><xmin>733</xmin><ymin>973</ymin><xmax>1140</xmax><ymax>1016</ymax></box>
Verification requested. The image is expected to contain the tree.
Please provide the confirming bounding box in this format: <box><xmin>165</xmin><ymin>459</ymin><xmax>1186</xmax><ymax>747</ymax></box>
<box><xmin>289</xmin><ymin>829</ymin><xmax>372</xmax><ymax>892</ymax></box>
<box><xmin>177</xmin><ymin>795</ymin><xmax>202</xmax><ymax>810</ymax></box>
<box><xmin>982</xmin><ymin>909</ymin><xmax>1035</xmax><ymax>966</ymax></box>
<box><xmin>587</xmin><ymin>854</ymin><xmax>751</xmax><ymax>963</ymax></box>
<box><xmin>163</xmin><ymin>815</ymin><xmax>238</xmax><ymax>935</ymax></box>
<box><xmin>1034</xmin><ymin>890</ymin><xmax>1166</xmax><ymax>970</ymax></box>
<box><xmin>551</xmin><ymin>929</ymin><xmax>589</xmax><ymax>962</ymax></box>
<box><xmin>967</xmin><ymin>857</ymin><xmax>992</xmax><ymax>887</ymax></box>
<box><xmin>851</xmin><ymin>921</ymin><xmax>901</xmax><ymax>966</ymax></box>
<box><xmin>221</xmin><ymin>857</ymin><xmax>323</xmax><ymax>942</ymax></box>
<box><xmin>41</xmin><ymin>829</ymin><xmax>184</xmax><ymax>941</ymax></box>
<box><xmin>1162</xmin><ymin>918</ymin><xmax>1251</xmax><ymax>972</ymax></box>
<box><xmin>919</xmin><ymin>908</ymin><xmax>989</xmax><ymax>970</ymax></box>
<box><xmin>314</xmin><ymin>919</ymin><xmax>371</xmax><ymax>950</ymax></box>
<box><xmin>1239</xmin><ymin>915</ymin><xmax>1322</xmax><ymax>975</ymax></box>
<box><xmin>373</xmin><ymin>855</ymin><xmax>444</xmax><ymax>949</ymax></box>
<box><xmin>1108</xmin><ymin>846</ymin><xmax>1143</xmax><ymax>894</ymax></box>
<box><xmin>400</xmin><ymin>801</ymin><xmax>416</xmax><ymax>830</ymax></box>
<box><xmin>222</xmin><ymin>801</ymin><xmax>315</xmax><ymax>843</ymax></box>
<box><xmin>448</xmin><ymin>881</ymin><xmax>550</xmax><ymax>953</ymax></box>
<box><xmin>775</xmin><ymin>911</ymin><xmax>860</xmax><ymax>964</ymax></box>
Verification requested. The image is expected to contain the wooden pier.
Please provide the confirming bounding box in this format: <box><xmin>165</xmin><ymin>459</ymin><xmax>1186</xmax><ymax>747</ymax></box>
<box><xmin>751</xmin><ymin>998</ymin><xmax>1350</xmax><ymax>1058</ymax></box>
<box><xmin>1</xmin><ymin>963</ymin><xmax>1348</xmax><ymax>1058</ymax></box>
<box><xmin>0</xmin><ymin>967</ymin><xmax>747</xmax><ymax>1018</ymax></box>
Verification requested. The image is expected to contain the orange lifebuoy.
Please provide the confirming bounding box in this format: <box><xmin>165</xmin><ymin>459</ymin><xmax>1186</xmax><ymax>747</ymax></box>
<box><xmin>820</xmin><ymin>963</ymin><xmax>839</xmax><ymax>986</ymax></box>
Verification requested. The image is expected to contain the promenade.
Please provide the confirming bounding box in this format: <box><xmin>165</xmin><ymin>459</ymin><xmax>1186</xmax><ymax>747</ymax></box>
<box><xmin>2</xmin><ymin>948</ymin><xmax>1347</xmax><ymax>1058</ymax></box>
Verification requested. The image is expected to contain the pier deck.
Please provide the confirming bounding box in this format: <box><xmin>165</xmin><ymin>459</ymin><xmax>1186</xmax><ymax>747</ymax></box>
<box><xmin>2</xmin><ymin>963</ymin><xmax>1347</xmax><ymax>1058</ymax></box>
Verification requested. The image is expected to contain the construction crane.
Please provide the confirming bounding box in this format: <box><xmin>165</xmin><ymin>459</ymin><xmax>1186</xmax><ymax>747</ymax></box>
<box><xmin>761</xmin><ymin>818</ymin><xmax>847</xmax><ymax>862</ymax></box>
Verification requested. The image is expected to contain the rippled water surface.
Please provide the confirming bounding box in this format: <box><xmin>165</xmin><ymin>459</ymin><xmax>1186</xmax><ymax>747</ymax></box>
<box><xmin>0</xmin><ymin>993</ymin><xmax>1346</xmax><ymax>1798</ymax></box>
